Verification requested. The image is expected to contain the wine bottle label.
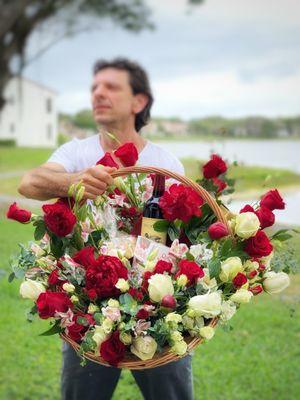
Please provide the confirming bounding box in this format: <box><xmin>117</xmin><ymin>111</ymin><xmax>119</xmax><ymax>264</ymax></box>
<box><xmin>141</xmin><ymin>217</ymin><xmax>167</xmax><ymax>245</ymax></box>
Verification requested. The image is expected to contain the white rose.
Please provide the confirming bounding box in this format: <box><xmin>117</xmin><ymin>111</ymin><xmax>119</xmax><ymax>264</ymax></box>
<box><xmin>88</xmin><ymin>304</ymin><xmax>99</xmax><ymax>314</ymax></box>
<box><xmin>263</xmin><ymin>271</ymin><xmax>290</xmax><ymax>294</ymax></box>
<box><xmin>62</xmin><ymin>283</ymin><xmax>75</xmax><ymax>293</ymax></box>
<box><xmin>170</xmin><ymin>340</ymin><xmax>188</xmax><ymax>356</ymax></box>
<box><xmin>148</xmin><ymin>274</ymin><xmax>174</xmax><ymax>303</ymax></box>
<box><xmin>165</xmin><ymin>312</ymin><xmax>182</xmax><ymax>324</ymax></box>
<box><xmin>220</xmin><ymin>257</ymin><xmax>243</xmax><ymax>282</ymax></box>
<box><xmin>220</xmin><ymin>301</ymin><xmax>236</xmax><ymax>321</ymax></box>
<box><xmin>260</xmin><ymin>252</ymin><xmax>274</xmax><ymax>269</ymax></box>
<box><xmin>199</xmin><ymin>326</ymin><xmax>215</xmax><ymax>340</ymax></box>
<box><xmin>234</xmin><ymin>212</ymin><xmax>260</xmax><ymax>239</ymax></box>
<box><xmin>188</xmin><ymin>292</ymin><xmax>222</xmax><ymax>318</ymax></box>
<box><xmin>115</xmin><ymin>278</ymin><xmax>129</xmax><ymax>293</ymax></box>
<box><xmin>230</xmin><ymin>289</ymin><xmax>253</xmax><ymax>304</ymax></box>
<box><xmin>92</xmin><ymin>326</ymin><xmax>108</xmax><ymax>347</ymax></box>
<box><xmin>19</xmin><ymin>279</ymin><xmax>45</xmax><ymax>300</ymax></box>
<box><xmin>131</xmin><ymin>336</ymin><xmax>157</xmax><ymax>360</ymax></box>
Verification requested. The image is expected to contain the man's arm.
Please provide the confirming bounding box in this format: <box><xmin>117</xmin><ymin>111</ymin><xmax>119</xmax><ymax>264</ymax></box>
<box><xmin>18</xmin><ymin>162</ymin><xmax>116</xmax><ymax>201</ymax></box>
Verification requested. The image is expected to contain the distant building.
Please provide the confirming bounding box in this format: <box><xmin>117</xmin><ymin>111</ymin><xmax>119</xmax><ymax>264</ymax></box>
<box><xmin>0</xmin><ymin>77</ymin><xmax>58</xmax><ymax>147</ymax></box>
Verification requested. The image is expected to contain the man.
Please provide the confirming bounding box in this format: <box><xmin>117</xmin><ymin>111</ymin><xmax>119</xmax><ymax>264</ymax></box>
<box><xmin>19</xmin><ymin>58</ymin><xmax>193</xmax><ymax>400</ymax></box>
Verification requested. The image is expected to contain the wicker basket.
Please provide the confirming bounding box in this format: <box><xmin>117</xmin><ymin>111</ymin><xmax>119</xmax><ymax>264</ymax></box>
<box><xmin>61</xmin><ymin>166</ymin><xmax>231</xmax><ymax>370</ymax></box>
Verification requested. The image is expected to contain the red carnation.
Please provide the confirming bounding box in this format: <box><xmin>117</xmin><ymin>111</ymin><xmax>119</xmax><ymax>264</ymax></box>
<box><xmin>72</xmin><ymin>246</ymin><xmax>96</xmax><ymax>268</ymax></box>
<box><xmin>42</xmin><ymin>201</ymin><xmax>76</xmax><ymax>237</ymax></box>
<box><xmin>244</xmin><ymin>231</ymin><xmax>273</xmax><ymax>258</ymax></box>
<box><xmin>153</xmin><ymin>260</ymin><xmax>173</xmax><ymax>274</ymax></box>
<box><xmin>203</xmin><ymin>154</ymin><xmax>227</xmax><ymax>179</ymax></box>
<box><xmin>208</xmin><ymin>222</ymin><xmax>229</xmax><ymax>240</ymax></box>
<box><xmin>136</xmin><ymin>308</ymin><xmax>150</xmax><ymax>319</ymax></box>
<box><xmin>85</xmin><ymin>255</ymin><xmax>128</xmax><ymax>299</ymax></box>
<box><xmin>240</xmin><ymin>204</ymin><xmax>255</xmax><ymax>213</ymax></box>
<box><xmin>6</xmin><ymin>202</ymin><xmax>31</xmax><ymax>223</ymax></box>
<box><xmin>96</xmin><ymin>152</ymin><xmax>119</xmax><ymax>168</ymax></box>
<box><xmin>159</xmin><ymin>184</ymin><xmax>204</xmax><ymax>223</ymax></box>
<box><xmin>36</xmin><ymin>292</ymin><xmax>73</xmax><ymax>319</ymax></box>
<box><xmin>175</xmin><ymin>259</ymin><xmax>204</xmax><ymax>286</ymax></box>
<box><xmin>100</xmin><ymin>331</ymin><xmax>126</xmax><ymax>366</ymax></box>
<box><xmin>67</xmin><ymin>313</ymin><xmax>95</xmax><ymax>343</ymax></box>
<box><xmin>212</xmin><ymin>177</ymin><xmax>227</xmax><ymax>193</ymax></box>
<box><xmin>114</xmin><ymin>142</ymin><xmax>138</xmax><ymax>167</ymax></box>
<box><xmin>260</xmin><ymin>189</ymin><xmax>285</xmax><ymax>211</ymax></box>
<box><xmin>255</xmin><ymin>207</ymin><xmax>275</xmax><ymax>229</ymax></box>
<box><xmin>232</xmin><ymin>272</ymin><xmax>248</xmax><ymax>288</ymax></box>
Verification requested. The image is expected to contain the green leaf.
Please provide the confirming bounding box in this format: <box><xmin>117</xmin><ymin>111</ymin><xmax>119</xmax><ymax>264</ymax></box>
<box><xmin>39</xmin><ymin>322</ymin><xmax>62</xmax><ymax>336</ymax></box>
<box><xmin>273</xmin><ymin>233</ymin><xmax>293</xmax><ymax>242</ymax></box>
<box><xmin>8</xmin><ymin>272</ymin><xmax>15</xmax><ymax>283</ymax></box>
<box><xmin>34</xmin><ymin>220</ymin><xmax>46</xmax><ymax>241</ymax></box>
<box><xmin>208</xmin><ymin>258</ymin><xmax>221</xmax><ymax>279</ymax></box>
<box><xmin>153</xmin><ymin>220</ymin><xmax>169</xmax><ymax>232</ymax></box>
<box><xmin>168</xmin><ymin>223</ymin><xmax>180</xmax><ymax>241</ymax></box>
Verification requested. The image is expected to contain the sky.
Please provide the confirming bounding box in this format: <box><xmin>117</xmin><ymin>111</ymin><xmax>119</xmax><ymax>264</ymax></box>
<box><xmin>24</xmin><ymin>0</ymin><xmax>300</xmax><ymax>120</ymax></box>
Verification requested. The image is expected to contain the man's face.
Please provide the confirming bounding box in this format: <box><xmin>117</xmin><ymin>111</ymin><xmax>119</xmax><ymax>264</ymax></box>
<box><xmin>91</xmin><ymin>68</ymin><xmax>136</xmax><ymax>126</ymax></box>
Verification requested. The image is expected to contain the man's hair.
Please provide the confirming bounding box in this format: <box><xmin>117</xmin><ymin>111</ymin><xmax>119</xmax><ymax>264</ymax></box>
<box><xmin>93</xmin><ymin>58</ymin><xmax>153</xmax><ymax>132</ymax></box>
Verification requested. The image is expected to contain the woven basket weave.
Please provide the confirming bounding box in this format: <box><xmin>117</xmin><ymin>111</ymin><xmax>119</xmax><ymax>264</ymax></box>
<box><xmin>61</xmin><ymin>166</ymin><xmax>231</xmax><ymax>370</ymax></box>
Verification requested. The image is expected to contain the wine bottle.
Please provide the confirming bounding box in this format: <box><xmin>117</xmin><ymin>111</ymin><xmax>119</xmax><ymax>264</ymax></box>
<box><xmin>141</xmin><ymin>174</ymin><xmax>167</xmax><ymax>244</ymax></box>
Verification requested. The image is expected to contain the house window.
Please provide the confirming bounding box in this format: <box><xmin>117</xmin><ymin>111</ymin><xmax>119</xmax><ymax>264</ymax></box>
<box><xmin>46</xmin><ymin>98</ymin><xmax>52</xmax><ymax>113</ymax></box>
<box><xmin>46</xmin><ymin>124</ymin><xmax>53</xmax><ymax>140</ymax></box>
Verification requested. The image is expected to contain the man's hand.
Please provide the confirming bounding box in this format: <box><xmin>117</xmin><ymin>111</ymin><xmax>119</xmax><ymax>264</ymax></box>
<box><xmin>73</xmin><ymin>166</ymin><xmax>117</xmax><ymax>199</ymax></box>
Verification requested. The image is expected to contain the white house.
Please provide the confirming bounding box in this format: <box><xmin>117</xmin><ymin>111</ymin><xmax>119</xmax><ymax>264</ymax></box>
<box><xmin>0</xmin><ymin>77</ymin><xmax>58</xmax><ymax>147</ymax></box>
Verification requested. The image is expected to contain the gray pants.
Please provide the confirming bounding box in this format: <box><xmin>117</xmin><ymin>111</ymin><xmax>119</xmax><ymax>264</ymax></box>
<box><xmin>61</xmin><ymin>342</ymin><xmax>194</xmax><ymax>400</ymax></box>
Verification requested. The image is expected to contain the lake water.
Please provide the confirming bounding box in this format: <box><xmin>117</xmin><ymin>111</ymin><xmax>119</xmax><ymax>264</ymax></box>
<box><xmin>158</xmin><ymin>139</ymin><xmax>300</xmax><ymax>173</ymax></box>
<box><xmin>157</xmin><ymin>139</ymin><xmax>300</xmax><ymax>225</ymax></box>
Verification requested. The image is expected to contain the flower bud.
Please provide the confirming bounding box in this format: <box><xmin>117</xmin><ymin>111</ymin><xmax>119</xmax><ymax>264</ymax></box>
<box><xmin>199</xmin><ymin>326</ymin><xmax>215</xmax><ymax>340</ymax></box>
<box><xmin>62</xmin><ymin>283</ymin><xmax>75</xmax><ymax>293</ymax></box>
<box><xmin>263</xmin><ymin>271</ymin><xmax>290</xmax><ymax>294</ymax></box>
<box><xmin>19</xmin><ymin>279</ymin><xmax>45</xmax><ymax>300</ymax></box>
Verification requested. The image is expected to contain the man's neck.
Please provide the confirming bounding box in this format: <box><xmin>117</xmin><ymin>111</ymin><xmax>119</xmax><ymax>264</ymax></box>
<box><xmin>98</xmin><ymin>125</ymin><xmax>147</xmax><ymax>153</ymax></box>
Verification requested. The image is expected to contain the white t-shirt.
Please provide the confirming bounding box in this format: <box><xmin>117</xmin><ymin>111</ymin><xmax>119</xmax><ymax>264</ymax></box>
<box><xmin>48</xmin><ymin>135</ymin><xmax>185</xmax><ymax>175</ymax></box>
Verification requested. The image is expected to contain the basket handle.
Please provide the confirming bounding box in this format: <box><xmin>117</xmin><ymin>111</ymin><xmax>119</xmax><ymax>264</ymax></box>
<box><xmin>111</xmin><ymin>166</ymin><xmax>232</xmax><ymax>233</ymax></box>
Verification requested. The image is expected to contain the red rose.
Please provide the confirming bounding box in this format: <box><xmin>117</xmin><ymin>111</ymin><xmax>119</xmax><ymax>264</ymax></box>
<box><xmin>175</xmin><ymin>259</ymin><xmax>204</xmax><ymax>285</ymax></box>
<box><xmin>212</xmin><ymin>177</ymin><xmax>227</xmax><ymax>193</ymax></box>
<box><xmin>96</xmin><ymin>152</ymin><xmax>119</xmax><ymax>168</ymax></box>
<box><xmin>36</xmin><ymin>292</ymin><xmax>73</xmax><ymax>319</ymax></box>
<box><xmin>136</xmin><ymin>308</ymin><xmax>150</xmax><ymax>319</ymax></box>
<box><xmin>48</xmin><ymin>269</ymin><xmax>66</xmax><ymax>286</ymax></box>
<box><xmin>85</xmin><ymin>255</ymin><xmax>128</xmax><ymax>299</ymax></box>
<box><xmin>128</xmin><ymin>288</ymin><xmax>143</xmax><ymax>301</ymax></box>
<box><xmin>249</xmin><ymin>284</ymin><xmax>263</xmax><ymax>295</ymax></box>
<box><xmin>57</xmin><ymin>197</ymin><xmax>75</xmax><ymax>209</ymax></box>
<box><xmin>255</xmin><ymin>207</ymin><xmax>275</xmax><ymax>229</ymax></box>
<box><xmin>244</xmin><ymin>231</ymin><xmax>273</xmax><ymax>258</ymax></box>
<box><xmin>141</xmin><ymin>271</ymin><xmax>153</xmax><ymax>292</ymax></box>
<box><xmin>100</xmin><ymin>331</ymin><xmax>126</xmax><ymax>366</ymax></box>
<box><xmin>153</xmin><ymin>260</ymin><xmax>173</xmax><ymax>274</ymax></box>
<box><xmin>208</xmin><ymin>222</ymin><xmax>229</xmax><ymax>240</ymax></box>
<box><xmin>114</xmin><ymin>142</ymin><xmax>138</xmax><ymax>167</ymax></box>
<box><xmin>161</xmin><ymin>294</ymin><xmax>176</xmax><ymax>309</ymax></box>
<box><xmin>247</xmin><ymin>269</ymin><xmax>258</xmax><ymax>279</ymax></box>
<box><xmin>232</xmin><ymin>272</ymin><xmax>248</xmax><ymax>287</ymax></box>
<box><xmin>42</xmin><ymin>201</ymin><xmax>76</xmax><ymax>237</ymax></box>
<box><xmin>159</xmin><ymin>184</ymin><xmax>204</xmax><ymax>223</ymax></box>
<box><xmin>6</xmin><ymin>202</ymin><xmax>31</xmax><ymax>223</ymax></box>
<box><xmin>260</xmin><ymin>189</ymin><xmax>285</xmax><ymax>211</ymax></box>
<box><xmin>240</xmin><ymin>204</ymin><xmax>255</xmax><ymax>213</ymax></box>
<box><xmin>203</xmin><ymin>154</ymin><xmax>227</xmax><ymax>179</ymax></box>
<box><xmin>67</xmin><ymin>313</ymin><xmax>95</xmax><ymax>342</ymax></box>
<box><xmin>72</xmin><ymin>246</ymin><xmax>96</xmax><ymax>268</ymax></box>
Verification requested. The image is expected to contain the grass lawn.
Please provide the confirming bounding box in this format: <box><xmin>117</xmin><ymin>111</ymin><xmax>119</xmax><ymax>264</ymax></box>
<box><xmin>0</xmin><ymin>212</ymin><xmax>299</xmax><ymax>400</ymax></box>
<box><xmin>0</xmin><ymin>147</ymin><xmax>53</xmax><ymax>173</ymax></box>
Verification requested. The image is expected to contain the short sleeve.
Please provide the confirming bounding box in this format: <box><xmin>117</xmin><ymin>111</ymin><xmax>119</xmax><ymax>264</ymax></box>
<box><xmin>47</xmin><ymin>139</ymin><xmax>78</xmax><ymax>173</ymax></box>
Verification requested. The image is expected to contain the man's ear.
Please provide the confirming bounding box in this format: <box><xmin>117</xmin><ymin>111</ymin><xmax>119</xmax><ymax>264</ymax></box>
<box><xmin>132</xmin><ymin>93</ymin><xmax>149</xmax><ymax>114</ymax></box>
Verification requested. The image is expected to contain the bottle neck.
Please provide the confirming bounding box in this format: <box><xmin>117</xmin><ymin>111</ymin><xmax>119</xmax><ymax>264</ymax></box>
<box><xmin>152</xmin><ymin>174</ymin><xmax>165</xmax><ymax>197</ymax></box>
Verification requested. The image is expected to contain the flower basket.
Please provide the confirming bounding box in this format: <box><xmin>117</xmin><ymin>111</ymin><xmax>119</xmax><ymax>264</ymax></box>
<box><xmin>60</xmin><ymin>166</ymin><xmax>228</xmax><ymax>369</ymax></box>
<box><xmin>9</xmin><ymin>150</ymin><xmax>293</xmax><ymax>371</ymax></box>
